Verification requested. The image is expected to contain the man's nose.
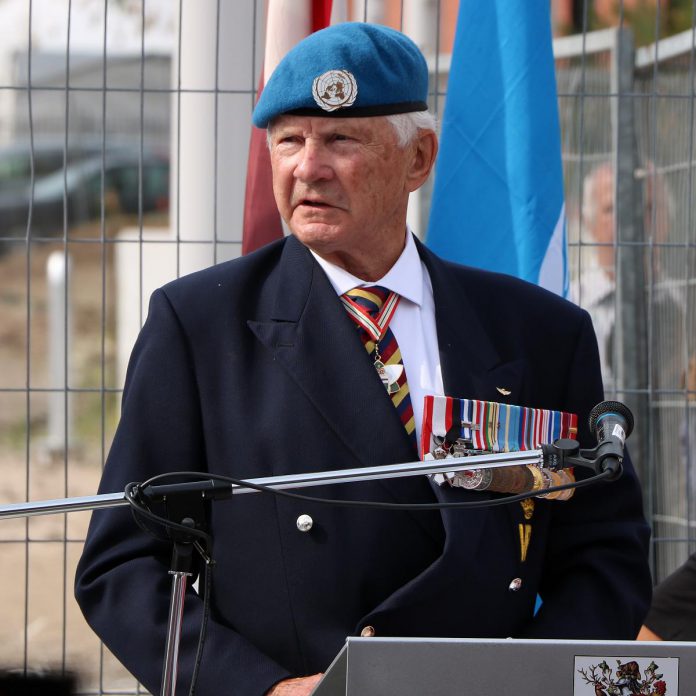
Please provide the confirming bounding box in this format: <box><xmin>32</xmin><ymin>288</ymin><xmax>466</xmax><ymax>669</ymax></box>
<box><xmin>294</xmin><ymin>140</ymin><xmax>332</xmax><ymax>182</ymax></box>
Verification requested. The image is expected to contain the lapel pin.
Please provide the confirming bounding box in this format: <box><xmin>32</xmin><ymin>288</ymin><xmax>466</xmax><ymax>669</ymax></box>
<box><xmin>496</xmin><ymin>387</ymin><xmax>512</xmax><ymax>396</ymax></box>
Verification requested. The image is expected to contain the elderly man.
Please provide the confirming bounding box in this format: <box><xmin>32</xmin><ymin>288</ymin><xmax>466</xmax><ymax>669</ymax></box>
<box><xmin>76</xmin><ymin>23</ymin><xmax>651</xmax><ymax>696</ymax></box>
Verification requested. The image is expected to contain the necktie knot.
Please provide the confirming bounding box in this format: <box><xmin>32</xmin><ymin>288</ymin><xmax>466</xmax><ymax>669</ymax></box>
<box><xmin>343</xmin><ymin>286</ymin><xmax>390</xmax><ymax>317</ymax></box>
<box><xmin>341</xmin><ymin>286</ymin><xmax>400</xmax><ymax>344</ymax></box>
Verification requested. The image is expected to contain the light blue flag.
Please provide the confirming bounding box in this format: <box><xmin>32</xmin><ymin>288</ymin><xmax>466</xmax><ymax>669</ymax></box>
<box><xmin>426</xmin><ymin>0</ymin><xmax>567</xmax><ymax>296</ymax></box>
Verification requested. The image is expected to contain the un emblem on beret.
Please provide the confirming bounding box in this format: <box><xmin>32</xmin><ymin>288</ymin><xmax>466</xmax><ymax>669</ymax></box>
<box><xmin>312</xmin><ymin>69</ymin><xmax>358</xmax><ymax>112</ymax></box>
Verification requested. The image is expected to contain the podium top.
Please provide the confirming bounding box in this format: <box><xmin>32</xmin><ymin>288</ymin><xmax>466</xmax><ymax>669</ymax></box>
<box><xmin>313</xmin><ymin>637</ymin><xmax>696</xmax><ymax>696</ymax></box>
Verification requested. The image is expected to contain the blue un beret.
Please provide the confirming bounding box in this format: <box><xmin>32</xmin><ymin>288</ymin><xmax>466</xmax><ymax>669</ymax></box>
<box><xmin>252</xmin><ymin>22</ymin><xmax>429</xmax><ymax>128</ymax></box>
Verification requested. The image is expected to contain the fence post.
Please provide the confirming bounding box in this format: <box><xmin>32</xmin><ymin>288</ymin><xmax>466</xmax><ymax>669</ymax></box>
<box><xmin>611</xmin><ymin>28</ymin><xmax>650</xmax><ymax>494</ymax></box>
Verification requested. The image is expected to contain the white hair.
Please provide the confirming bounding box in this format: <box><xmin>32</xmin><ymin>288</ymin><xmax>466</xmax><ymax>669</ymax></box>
<box><xmin>386</xmin><ymin>110</ymin><xmax>438</xmax><ymax>147</ymax></box>
<box><xmin>266</xmin><ymin>109</ymin><xmax>438</xmax><ymax>148</ymax></box>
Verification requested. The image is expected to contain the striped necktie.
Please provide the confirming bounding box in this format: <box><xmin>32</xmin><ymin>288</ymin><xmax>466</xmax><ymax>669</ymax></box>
<box><xmin>341</xmin><ymin>286</ymin><xmax>417</xmax><ymax>449</ymax></box>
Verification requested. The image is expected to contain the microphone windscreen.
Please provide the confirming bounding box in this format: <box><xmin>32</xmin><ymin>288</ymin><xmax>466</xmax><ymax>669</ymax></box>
<box><xmin>588</xmin><ymin>400</ymin><xmax>634</xmax><ymax>438</ymax></box>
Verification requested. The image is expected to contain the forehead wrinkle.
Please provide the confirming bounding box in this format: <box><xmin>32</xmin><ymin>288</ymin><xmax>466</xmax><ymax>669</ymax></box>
<box><xmin>271</xmin><ymin>114</ymin><xmax>394</xmax><ymax>141</ymax></box>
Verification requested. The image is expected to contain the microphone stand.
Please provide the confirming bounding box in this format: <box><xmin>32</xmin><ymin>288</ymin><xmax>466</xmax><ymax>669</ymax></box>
<box><xmin>0</xmin><ymin>441</ymin><xmax>604</xmax><ymax>696</ymax></box>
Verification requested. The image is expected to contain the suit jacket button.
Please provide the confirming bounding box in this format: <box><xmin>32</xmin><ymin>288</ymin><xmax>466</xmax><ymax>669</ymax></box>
<box><xmin>360</xmin><ymin>625</ymin><xmax>376</xmax><ymax>637</ymax></box>
<box><xmin>508</xmin><ymin>577</ymin><xmax>523</xmax><ymax>591</ymax></box>
<box><xmin>296</xmin><ymin>514</ymin><xmax>313</xmax><ymax>532</ymax></box>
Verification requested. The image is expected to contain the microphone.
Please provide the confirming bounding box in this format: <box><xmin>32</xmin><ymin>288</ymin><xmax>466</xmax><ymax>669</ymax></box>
<box><xmin>587</xmin><ymin>400</ymin><xmax>634</xmax><ymax>480</ymax></box>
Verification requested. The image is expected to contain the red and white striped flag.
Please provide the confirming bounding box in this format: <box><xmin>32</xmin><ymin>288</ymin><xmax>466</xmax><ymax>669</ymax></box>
<box><xmin>242</xmin><ymin>0</ymin><xmax>346</xmax><ymax>255</ymax></box>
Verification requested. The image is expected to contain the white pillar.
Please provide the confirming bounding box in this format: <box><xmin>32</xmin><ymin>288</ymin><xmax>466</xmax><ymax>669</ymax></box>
<box><xmin>402</xmin><ymin>0</ymin><xmax>438</xmax><ymax>55</ymax></box>
<box><xmin>115</xmin><ymin>228</ymin><xmax>179</xmax><ymax>389</ymax></box>
<box><xmin>115</xmin><ymin>1</ymin><xmax>262</xmax><ymax>388</ymax></box>
<box><xmin>169</xmin><ymin>0</ymin><xmax>260</xmax><ymax>276</ymax></box>
<box><xmin>403</xmin><ymin>0</ymin><xmax>439</xmax><ymax>239</ymax></box>
<box><xmin>46</xmin><ymin>251</ymin><xmax>73</xmax><ymax>453</ymax></box>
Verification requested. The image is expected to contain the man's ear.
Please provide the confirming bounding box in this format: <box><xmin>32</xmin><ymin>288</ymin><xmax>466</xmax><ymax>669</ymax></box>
<box><xmin>406</xmin><ymin>130</ymin><xmax>438</xmax><ymax>193</ymax></box>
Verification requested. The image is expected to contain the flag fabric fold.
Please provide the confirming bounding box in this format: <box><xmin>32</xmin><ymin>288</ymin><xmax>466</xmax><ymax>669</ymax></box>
<box><xmin>426</xmin><ymin>1</ymin><xmax>567</xmax><ymax>296</ymax></box>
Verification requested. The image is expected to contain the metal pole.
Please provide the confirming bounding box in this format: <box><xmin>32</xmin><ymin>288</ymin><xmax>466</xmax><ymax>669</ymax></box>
<box><xmin>611</xmin><ymin>27</ymin><xmax>649</xmax><ymax>483</ymax></box>
<box><xmin>160</xmin><ymin>569</ymin><xmax>191</xmax><ymax>696</ymax></box>
<box><xmin>0</xmin><ymin>449</ymin><xmax>545</xmax><ymax>521</ymax></box>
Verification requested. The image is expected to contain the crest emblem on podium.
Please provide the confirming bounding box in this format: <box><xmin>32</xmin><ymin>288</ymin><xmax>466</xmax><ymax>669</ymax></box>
<box><xmin>574</xmin><ymin>656</ymin><xmax>677</xmax><ymax>695</ymax></box>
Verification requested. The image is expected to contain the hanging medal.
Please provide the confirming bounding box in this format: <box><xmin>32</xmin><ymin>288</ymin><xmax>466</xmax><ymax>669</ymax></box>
<box><xmin>373</xmin><ymin>344</ymin><xmax>403</xmax><ymax>394</ymax></box>
<box><xmin>341</xmin><ymin>289</ymin><xmax>403</xmax><ymax>394</ymax></box>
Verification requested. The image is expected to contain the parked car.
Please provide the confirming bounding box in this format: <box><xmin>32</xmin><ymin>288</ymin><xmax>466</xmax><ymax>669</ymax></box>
<box><xmin>0</xmin><ymin>148</ymin><xmax>169</xmax><ymax>242</ymax></box>
<box><xmin>0</xmin><ymin>139</ymin><xmax>112</xmax><ymax>195</ymax></box>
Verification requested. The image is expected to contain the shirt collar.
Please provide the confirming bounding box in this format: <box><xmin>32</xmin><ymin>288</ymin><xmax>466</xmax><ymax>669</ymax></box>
<box><xmin>309</xmin><ymin>229</ymin><xmax>424</xmax><ymax>307</ymax></box>
<box><xmin>572</xmin><ymin>264</ymin><xmax>614</xmax><ymax>308</ymax></box>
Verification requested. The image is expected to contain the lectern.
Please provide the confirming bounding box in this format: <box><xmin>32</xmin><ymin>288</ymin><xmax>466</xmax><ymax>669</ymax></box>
<box><xmin>313</xmin><ymin>637</ymin><xmax>696</xmax><ymax>695</ymax></box>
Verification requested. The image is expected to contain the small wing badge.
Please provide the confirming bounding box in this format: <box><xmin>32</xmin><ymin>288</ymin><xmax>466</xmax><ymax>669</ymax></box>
<box><xmin>496</xmin><ymin>387</ymin><xmax>512</xmax><ymax>396</ymax></box>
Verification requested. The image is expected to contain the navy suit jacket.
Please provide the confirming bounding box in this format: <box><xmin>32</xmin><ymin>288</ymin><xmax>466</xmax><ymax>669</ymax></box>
<box><xmin>75</xmin><ymin>235</ymin><xmax>651</xmax><ymax>696</ymax></box>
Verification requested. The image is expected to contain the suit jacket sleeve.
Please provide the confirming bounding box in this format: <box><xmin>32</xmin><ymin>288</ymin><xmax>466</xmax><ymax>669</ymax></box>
<box><xmin>524</xmin><ymin>310</ymin><xmax>652</xmax><ymax>639</ymax></box>
<box><xmin>75</xmin><ymin>289</ymin><xmax>291</xmax><ymax>696</ymax></box>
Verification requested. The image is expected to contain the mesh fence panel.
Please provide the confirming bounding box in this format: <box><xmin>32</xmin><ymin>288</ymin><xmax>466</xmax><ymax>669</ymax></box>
<box><xmin>0</xmin><ymin>1</ymin><xmax>694</xmax><ymax>694</ymax></box>
<box><xmin>634</xmin><ymin>32</ymin><xmax>696</xmax><ymax>579</ymax></box>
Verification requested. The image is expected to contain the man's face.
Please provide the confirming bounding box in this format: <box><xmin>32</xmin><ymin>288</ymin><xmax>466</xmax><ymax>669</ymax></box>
<box><xmin>587</xmin><ymin>164</ymin><xmax>616</xmax><ymax>271</ymax></box>
<box><xmin>268</xmin><ymin>114</ymin><xmax>422</xmax><ymax>276</ymax></box>
<box><xmin>585</xmin><ymin>164</ymin><xmax>671</xmax><ymax>275</ymax></box>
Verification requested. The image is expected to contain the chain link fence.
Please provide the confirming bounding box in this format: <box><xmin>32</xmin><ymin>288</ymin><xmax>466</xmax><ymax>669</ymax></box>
<box><xmin>0</xmin><ymin>1</ymin><xmax>694</xmax><ymax>693</ymax></box>
<box><xmin>557</xmin><ymin>23</ymin><xmax>696</xmax><ymax>581</ymax></box>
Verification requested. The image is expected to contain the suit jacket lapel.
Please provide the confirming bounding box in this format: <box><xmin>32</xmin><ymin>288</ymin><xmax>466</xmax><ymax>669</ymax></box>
<box><xmin>252</xmin><ymin>237</ymin><xmax>528</xmax><ymax>448</ymax></box>
<box><xmin>419</xmin><ymin>241</ymin><xmax>527</xmax><ymax>558</ymax></box>
<box><xmin>248</xmin><ymin>236</ymin><xmax>442</xmax><ymax>540</ymax></box>
<box><xmin>418</xmin><ymin>240</ymin><xmax>525</xmax><ymax>404</ymax></box>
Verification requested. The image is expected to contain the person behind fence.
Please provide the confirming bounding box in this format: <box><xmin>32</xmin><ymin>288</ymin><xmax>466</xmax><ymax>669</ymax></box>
<box><xmin>573</xmin><ymin>161</ymin><xmax>681</xmax><ymax>392</ymax></box>
<box><xmin>75</xmin><ymin>22</ymin><xmax>652</xmax><ymax>696</ymax></box>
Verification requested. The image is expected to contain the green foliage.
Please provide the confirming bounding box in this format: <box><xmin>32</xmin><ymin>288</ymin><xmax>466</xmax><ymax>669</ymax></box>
<box><xmin>589</xmin><ymin>0</ymin><xmax>694</xmax><ymax>47</ymax></box>
<box><xmin>666</xmin><ymin>0</ymin><xmax>695</xmax><ymax>35</ymax></box>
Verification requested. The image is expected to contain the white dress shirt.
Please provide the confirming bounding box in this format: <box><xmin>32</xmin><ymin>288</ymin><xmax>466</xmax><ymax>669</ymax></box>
<box><xmin>311</xmin><ymin>231</ymin><xmax>445</xmax><ymax>453</ymax></box>
<box><xmin>570</xmin><ymin>260</ymin><xmax>616</xmax><ymax>393</ymax></box>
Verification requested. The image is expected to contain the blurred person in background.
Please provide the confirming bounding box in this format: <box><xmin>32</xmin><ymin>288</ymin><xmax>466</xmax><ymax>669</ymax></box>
<box><xmin>572</xmin><ymin>161</ymin><xmax>679</xmax><ymax>392</ymax></box>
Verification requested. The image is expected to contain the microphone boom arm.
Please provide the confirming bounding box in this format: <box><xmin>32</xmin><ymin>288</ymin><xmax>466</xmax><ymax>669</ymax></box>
<box><xmin>0</xmin><ymin>441</ymin><xmax>619</xmax><ymax>522</ymax></box>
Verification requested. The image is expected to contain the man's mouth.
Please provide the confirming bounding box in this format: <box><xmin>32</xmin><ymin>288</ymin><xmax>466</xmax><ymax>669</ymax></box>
<box><xmin>299</xmin><ymin>199</ymin><xmax>331</xmax><ymax>208</ymax></box>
